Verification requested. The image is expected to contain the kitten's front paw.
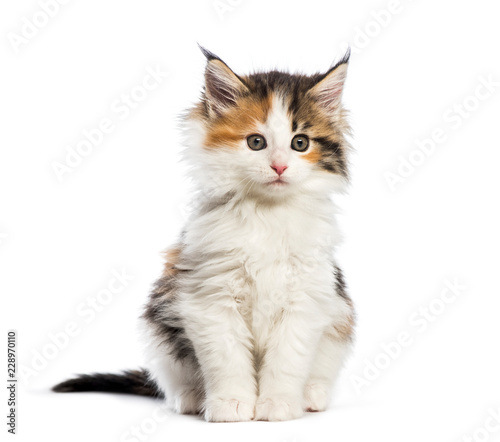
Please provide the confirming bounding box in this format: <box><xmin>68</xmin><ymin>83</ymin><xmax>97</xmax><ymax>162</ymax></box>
<box><xmin>255</xmin><ymin>396</ymin><xmax>303</xmax><ymax>421</ymax></box>
<box><xmin>304</xmin><ymin>383</ymin><xmax>330</xmax><ymax>412</ymax></box>
<box><xmin>204</xmin><ymin>398</ymin><xmax>255</xmax><ymax>422</ymax></box>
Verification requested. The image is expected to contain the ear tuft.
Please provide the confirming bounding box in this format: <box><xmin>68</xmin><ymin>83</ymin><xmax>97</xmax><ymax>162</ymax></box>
<box><xmin>332</xmin><ymin>47</ymin><xmax>351</xmax><ymax>69</ymax></box>
<box><xmin>198</xmin><ymin>43</ymin><xmax>221</xmax><ymax>62</ymax></box>
<box><xmin>201</xmin><ymin>47</ymin><xmax>248</xmax><ymax>116</ymax></box>
<box><xmin>309</xmin><ymin>49</ymin><xmax>350</xmax><ymax>112</ymax></box>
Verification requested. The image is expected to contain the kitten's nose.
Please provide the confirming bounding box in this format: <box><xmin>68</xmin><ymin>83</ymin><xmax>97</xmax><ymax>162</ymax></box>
<box><xmin>271</xmin><ymin>164</ymin><xmax>288</xmax><ymax>176</ymax></box>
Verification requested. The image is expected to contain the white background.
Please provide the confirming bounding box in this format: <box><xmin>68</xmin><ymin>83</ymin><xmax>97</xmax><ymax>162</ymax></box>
<box><xmin>1</xmin><ymin>0</ymin><xmax>500</xmax><ymax>441</ymax></box>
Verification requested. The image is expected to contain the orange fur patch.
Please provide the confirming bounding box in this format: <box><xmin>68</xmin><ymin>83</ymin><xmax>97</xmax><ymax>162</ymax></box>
<box><xmin>204</xmin><ymin>94</ymin><xmax>273</xmax><ymax>149</ymax></box>
<box><xmin>302</xmin><ymin>148</ymin><xmax>322</xmax><ymax>164</ymax></box>
<box><xmin>326</xmin><ymin>314</ymin><xmax>355</xmax><ymax>342</ymax></box>
<box><xmin>162</xmin><ymin>247</ymin><xmax>181</xmax><ymax>277</ymax></box>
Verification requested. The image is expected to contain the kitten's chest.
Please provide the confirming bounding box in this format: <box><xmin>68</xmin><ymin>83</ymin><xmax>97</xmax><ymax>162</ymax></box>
<box><xmin>184</xmin><ymin>200</ymin><xmax>340</xmax><ymax>332</ymax></box>
<box><xmin>209</xmin><ymin>200</ymin><xmax>338</xmax><ymax>290</ymax></box>
<box><xmin>187</xmin><ymin>198</ymin><xmax>339</xmax><ymax>284</ymax></box>
<box><xmin>220</xmin><ymin>202</ymin><xmax>339</xmax><ymax>332</ymax></box>
<box><xmin>228</xmin><ymin>202</ymin><xmax>332</xmax><ymax>259</ymax></box>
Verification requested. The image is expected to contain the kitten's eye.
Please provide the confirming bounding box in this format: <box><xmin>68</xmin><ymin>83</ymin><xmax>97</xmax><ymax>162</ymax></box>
<box><xmin>291</xmin><ymin>134</ymin><xmax>309</xmax><ymax>152</ymax></box>
<box><xmin>247</xmin><ymin>134</ymin><xmax>267</xmax><ymax>151</ymax></box>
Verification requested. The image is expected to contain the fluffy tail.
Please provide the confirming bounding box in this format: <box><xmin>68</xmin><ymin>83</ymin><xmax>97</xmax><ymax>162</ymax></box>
<box><xmin>52</xmin><ymin>369</ymin><xmax>163</xmax><ymax>398</ymax></box>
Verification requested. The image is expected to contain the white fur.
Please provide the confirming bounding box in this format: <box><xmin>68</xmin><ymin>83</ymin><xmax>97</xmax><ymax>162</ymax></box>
<box><xmin>141</xmin><ymin>96</ymin><xmax>353</xmax><ymax>422</ymax></box>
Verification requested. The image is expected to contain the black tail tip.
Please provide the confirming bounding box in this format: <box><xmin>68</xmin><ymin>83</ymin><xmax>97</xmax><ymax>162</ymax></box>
<box><xmin>51</xmin><ymin>370</ymin><xmax>163</xmax><ymax>398</ymax></box>
<box><xmin>52</xmin><ymin>379</ymin><xmax>80</xmax><ymax>393</ymax></box>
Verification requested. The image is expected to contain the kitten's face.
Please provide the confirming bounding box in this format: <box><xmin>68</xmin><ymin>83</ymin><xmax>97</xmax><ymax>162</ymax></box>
<box><xmin>185</xmin><ymin>48</ymin><xmax>351</xmax><ymax>201</ymax></box>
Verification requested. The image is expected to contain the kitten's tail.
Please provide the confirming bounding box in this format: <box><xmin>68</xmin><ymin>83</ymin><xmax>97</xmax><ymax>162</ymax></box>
<box><xmin>52</xmin><ymin>368</ymin><xmax>163</xmax><ymax>398</ymax></box>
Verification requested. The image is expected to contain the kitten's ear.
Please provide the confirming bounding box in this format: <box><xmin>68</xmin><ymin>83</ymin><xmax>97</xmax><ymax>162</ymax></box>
<box><xmin>199</xmin><ymin>45</ymin><xmax>249</xmax><ymax>116</ymax></box>
<box><xmin>308</xmin><ymin>49</ymin><xmax>350</xmax><ymax>112</ymax></box>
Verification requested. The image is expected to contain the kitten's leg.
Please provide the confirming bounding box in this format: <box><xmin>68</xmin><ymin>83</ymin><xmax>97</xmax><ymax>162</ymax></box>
<box><xmin>149</xmin><ymin>349</ymin><xmax>203</xmax><ymax>414</ymax></box>
<box><xmin>147</xmin><ymin>330</ymin><xmax>202</xmax><ymax>415</ymax></box>
<box><xmin>254</xmin><ymin>307</ymin><xmax>324</xmax><ymax>421</ymax></box>
<box><xmin>305</xmin><ymin>267</ymin><xmax>355</xmax><ymax>412</ymax></box>
<box><xmin>183</xmin><ymin>288</ymin><xmax>257</xmax><ymax>422</ymax></box>
<box><xmin>142</xmin><ymin>259</ymin><xmax>205</xmax><ymax>414</ymax></box>
<box><xmin>304</xmin><ymin>329</ymin><xmax>353</xmax><ymax>412</ymax></box>
<box><xmin>255</xmin><ymin>273</ymin><xmax>355</xmax><ymax>420</ymax></box>
<box><xmin>141</xmin><ymin>320</ymin><xmax>204</xmax><ymax>415</ymax></box>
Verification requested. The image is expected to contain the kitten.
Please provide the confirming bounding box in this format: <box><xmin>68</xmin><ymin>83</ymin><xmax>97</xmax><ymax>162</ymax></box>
<box><xmin>53</xmin><ymin>46</ymin><xmax>355</xmax><ymax>422</ymax></box>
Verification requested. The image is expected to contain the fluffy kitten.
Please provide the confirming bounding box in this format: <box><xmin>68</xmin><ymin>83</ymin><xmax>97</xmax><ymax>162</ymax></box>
<box><xmin>53</xmin><ymin>46</ymin><xmax>355</xmax><ymax>422</ymax></box>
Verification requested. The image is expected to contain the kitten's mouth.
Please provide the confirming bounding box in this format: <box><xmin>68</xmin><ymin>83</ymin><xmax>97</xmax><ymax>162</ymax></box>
<box><xmin>267</xmin><ymin>178</ymin><xmax>288</xmax><ymax>187</ymax></box>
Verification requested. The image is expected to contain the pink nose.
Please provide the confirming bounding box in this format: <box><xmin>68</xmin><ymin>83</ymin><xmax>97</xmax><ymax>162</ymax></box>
<box><xmin>271</xmin><ymin>164</ymin><xmax>288</xmax><ymax>176</ymax></box>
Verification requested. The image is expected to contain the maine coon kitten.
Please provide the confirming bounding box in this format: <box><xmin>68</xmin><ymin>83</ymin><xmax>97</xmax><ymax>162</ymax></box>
<box><xmin>53</xmin><ymin>46</ymin><xmax>355</xmax><ymax>422</ymax></box>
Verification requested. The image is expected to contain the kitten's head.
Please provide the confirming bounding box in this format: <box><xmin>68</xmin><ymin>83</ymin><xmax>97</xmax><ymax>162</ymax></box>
<box><xmin>184</xmin><ymin>46</ymin><xmax>352</xmax><ymax>202</ymax></box>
